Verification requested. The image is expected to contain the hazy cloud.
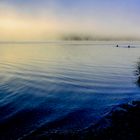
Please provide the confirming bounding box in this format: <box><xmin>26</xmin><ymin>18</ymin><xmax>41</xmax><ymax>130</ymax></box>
<box><xmin>0</xmin><ymin>0</ymin><xmax>140</xmax><ymax>41</ymax></box>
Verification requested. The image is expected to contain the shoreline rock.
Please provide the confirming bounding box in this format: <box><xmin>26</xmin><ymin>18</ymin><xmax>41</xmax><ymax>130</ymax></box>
<box><xmin>23</xmin><ymin>101</ymin><xmax>140</xmax><ymax>140</ymax></box>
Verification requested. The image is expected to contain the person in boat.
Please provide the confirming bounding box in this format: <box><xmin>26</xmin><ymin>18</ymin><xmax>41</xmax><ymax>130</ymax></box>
<box><xmin>116</xmin><ymin>45</ymin><xmax>119</xmax><ymax>47</ymax></box>
<box><xmin>128</xmin><ymin>45</ymin><xmax>130</xmax><ymax>48</ymax></box>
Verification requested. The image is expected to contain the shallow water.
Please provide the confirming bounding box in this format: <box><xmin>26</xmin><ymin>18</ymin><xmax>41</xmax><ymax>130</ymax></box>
<box><xmin>0</xmin><ymin>41</ymin><xmax>140</xmax><ymax>139</ymax></box>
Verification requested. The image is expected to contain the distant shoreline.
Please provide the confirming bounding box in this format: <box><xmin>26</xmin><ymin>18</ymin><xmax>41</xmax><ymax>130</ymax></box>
<box><xmin>0</xmin><ymin>40</ymin><xmax>139</xmax><ymax>44</ymax></box>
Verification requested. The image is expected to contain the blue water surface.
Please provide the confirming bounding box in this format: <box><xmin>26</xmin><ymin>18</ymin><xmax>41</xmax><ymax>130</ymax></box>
<box><xmin>0</xmin><ymin>41</ymin><xmax>140</xmax><ymax>139</ymax></box>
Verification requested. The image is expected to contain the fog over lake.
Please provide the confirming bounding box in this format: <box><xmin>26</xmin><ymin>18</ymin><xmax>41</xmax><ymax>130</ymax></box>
<box><xmin>0</xmin><ymin>0</ymin><xmax>140</xmax><ymax>41</ymax></box>
<box><xmin>0</xmin><ymin>0</ymin><xmax>140</xmax><ymax>139</ymax></box>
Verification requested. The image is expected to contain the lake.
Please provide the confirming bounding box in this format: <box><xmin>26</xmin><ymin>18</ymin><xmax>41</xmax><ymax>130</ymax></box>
<box><xmin>0</xmin><ymin>41</ymin><xmax>140</xmax><ymax>139</ymax></box>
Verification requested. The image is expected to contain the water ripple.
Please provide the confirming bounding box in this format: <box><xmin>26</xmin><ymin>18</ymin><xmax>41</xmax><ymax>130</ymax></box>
<box><xmin>0</xmin><ymin>43</ymin><xmax>140</xmax><ymax>139</ymax></box>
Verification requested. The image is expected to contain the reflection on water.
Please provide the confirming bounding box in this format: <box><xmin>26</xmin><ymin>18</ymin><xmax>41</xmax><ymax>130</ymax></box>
<box><xmin>0</xmin><ymin>42</ymin><xmax>140</xmax><ymax>139</ymax></box>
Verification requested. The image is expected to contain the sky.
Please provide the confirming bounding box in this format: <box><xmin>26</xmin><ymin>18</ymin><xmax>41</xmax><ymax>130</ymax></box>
<box><xmin>0</xmin><ymin>0</ymin><xmax>140</xmax><ymax>41</ymax></box>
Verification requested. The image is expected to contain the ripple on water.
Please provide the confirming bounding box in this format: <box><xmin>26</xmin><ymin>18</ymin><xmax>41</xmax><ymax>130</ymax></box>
<box><xmin>0</xmin><ymin>43</ymin><xmax>140</xmax><ymax>139</ymax></box>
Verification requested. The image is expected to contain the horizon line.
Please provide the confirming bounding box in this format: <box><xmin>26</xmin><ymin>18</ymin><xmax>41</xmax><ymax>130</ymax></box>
<box><xmin>0</xmin><ymin>40</ymin><xmax>139</xmax><ymax>44</ymax></box>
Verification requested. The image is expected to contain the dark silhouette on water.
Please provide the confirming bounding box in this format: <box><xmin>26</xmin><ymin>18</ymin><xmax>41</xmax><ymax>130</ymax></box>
<box><xmin>116</xmin><ymin>45</ymin><xmax>132</xmax><ymax>48</ymax></box>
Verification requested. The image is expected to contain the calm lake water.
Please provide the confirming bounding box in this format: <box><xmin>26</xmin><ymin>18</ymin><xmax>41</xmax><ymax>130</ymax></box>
<box><xmin>0</xmin><ymin>41</ymin><xmax>140</xmax><ymax>139</ymax></box>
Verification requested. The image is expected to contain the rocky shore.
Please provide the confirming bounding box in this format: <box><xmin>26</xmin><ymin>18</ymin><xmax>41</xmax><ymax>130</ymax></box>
<box><xmin>23</xmin><ymin>101</ymin><xmax>140</xmax><ymax>140</ymax></box>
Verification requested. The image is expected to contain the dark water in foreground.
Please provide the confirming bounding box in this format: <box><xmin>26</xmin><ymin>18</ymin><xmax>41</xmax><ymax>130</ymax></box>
<box><xmin>0</xmin><ymin>42</ymin><xmax>140</xmax><ymax>139</ymax></box>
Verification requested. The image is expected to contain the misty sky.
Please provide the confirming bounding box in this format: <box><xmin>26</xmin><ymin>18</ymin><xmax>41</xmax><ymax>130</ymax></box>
<box><xmin>0</xmin><ymin>0</ymin><xmax>140</xmax><ymax>41</ymax></box>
